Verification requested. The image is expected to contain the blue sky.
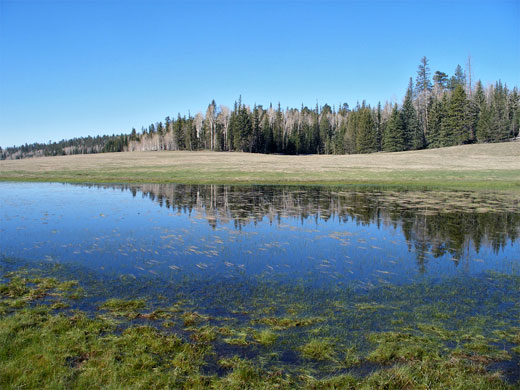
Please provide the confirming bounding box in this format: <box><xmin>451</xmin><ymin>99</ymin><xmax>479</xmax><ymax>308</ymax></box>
<box><xmin>1</xmin><ymin>0</ymin><xmax>519</xmax><ymax>148</ymax></box>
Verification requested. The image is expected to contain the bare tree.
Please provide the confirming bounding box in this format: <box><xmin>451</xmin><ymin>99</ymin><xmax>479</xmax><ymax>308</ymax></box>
<box><xmin>206</xmin><ymin>100</ymin><xmax>217</xmax><ymax>151</ymax></box>
<box><xmin>466</xmin><ymin>54</ymin><xmax>473</xmax><ymax>97</ymax></box>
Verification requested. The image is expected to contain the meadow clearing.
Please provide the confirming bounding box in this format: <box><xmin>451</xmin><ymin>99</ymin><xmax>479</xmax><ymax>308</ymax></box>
<box><xmin>1</xmin><ymin>141</ymin><xmax>519</xmax><ymax>191</ymax></box>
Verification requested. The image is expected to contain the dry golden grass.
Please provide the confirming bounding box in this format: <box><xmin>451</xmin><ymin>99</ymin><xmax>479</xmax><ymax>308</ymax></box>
<box><xmin>1</xmin><ymin>142</ymin><xmax>519</xmax><ymax>191</ymax></box>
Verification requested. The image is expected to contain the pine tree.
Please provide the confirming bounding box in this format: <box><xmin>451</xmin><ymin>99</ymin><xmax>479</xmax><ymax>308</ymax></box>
<box><xmin>433</xmin><ymin>71</ymin><xmax>449</xmax><ymax>91</ymax></box>
<box><xmin>344</xmin><ymin>105</ymin><xmax>359</xmax><ymax>154</ymax></box>
<box><xmin>476</xmin><ymin>104</ymin><xmax>492</xmax><ymax>143</ymax></box>
<box><xmin>375</xmin><ymin>102</ymin><xmax>383</xmax><ymax>151</ymax></box>
<box><xmin>261</xmin><ymin>115</ymin><xmax>273</xmax><ymax>153</ymax></box>
<box><xmin>426</xmin><ymin>97</ymin><xmax>445</xmax><ymax>148</ymax></box>
<box><xmin>319</xmin><ymin>104</ymin><xmax>332</xmax><ymax>154</ymax></box>
<box><xmin>383</xmin><ymin>105</ymin><xmax>406</xmax><ymax>152</ymax></box>
<box><xmin>355</xmin><ymin>107</ymin><xmax>376</xmax><ymax>154</ymax></box>
<box><xmin>449</xmin><ymin>65</ymin><xmax>466</xmax><ymax>90</ymax></box>
<box><xmin>442</xmin><ymin>84</ymin><xmax>469</xmax><ymax>146</ymax></box>
<box><xmin>402</xmin><ymin>78</ymin><xmax>423</xmax><ymax>149</ymax></box>
<box><xmin>416</xmin><ymin>57</ymin><xmax>432</xmax><ymax>144</ymax></box>
<box><xmin>489</xmin><ymin>82</ymin><xmax>510</xmax><ymax>142</ymax></box>
<box><xmin>174</xmin><ymin>114</ymin><xmax>185</xmax><ymax>150</ymax></box>
<box><xmin>332</xmin><ymin>121</ymin><xmax>346</xmax><ymax>154</ymax></box>
<box><xmin>251</xmin><ymin>105</ymin><xmax>262</xmax><ymax>153</ymax></box>
<box><xmin>510</xmin><ymin>87</ymin><xmax>520</xmax><ymax>138</ymax></box>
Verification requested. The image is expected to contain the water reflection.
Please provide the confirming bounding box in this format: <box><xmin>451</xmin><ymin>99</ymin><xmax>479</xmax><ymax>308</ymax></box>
<box><xmin>106</xmin><ymin>183</ymin><xmax>520</xmax><ymax>266</ymax></box>
<box><xmin>1</xmin><ymin>183</ymin><xmax>519</xmax><ymax>284</ymax></box>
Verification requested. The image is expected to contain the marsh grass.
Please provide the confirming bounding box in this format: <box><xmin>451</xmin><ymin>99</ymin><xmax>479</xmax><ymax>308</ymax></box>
<box><xmin>1</xmin><ymin>263</ymin><xmax>519</xmax><ymax>389</ymax></box>
<box><xmin>301</xmin><ymin>338</ymin><xmax>337</xmax><ymax>361</ymax></box>
<box><xmin>253</xmin><ymin>329</ymin><xmax>278</xmax><ymax>346</ymax></box>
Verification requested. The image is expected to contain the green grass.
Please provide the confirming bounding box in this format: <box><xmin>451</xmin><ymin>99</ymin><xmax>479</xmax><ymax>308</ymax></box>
<box><xmin>1</xmin><ymin>263</ymin><xmax>519</xmax><ymax>389</ymax></box>
<box><xmin>1</xmin><ymin>168</ymin><xmax>519</xmax><ymax>192</ymax></box>
<box><xmin>1</xmin><ymin>144</ymin><xmax>520</xmax><ymax>191</ymax></box>
<box><xmin>300</xmin><ymin>338</ymin><xmax>337</xmax><ymax>361</ymax></box>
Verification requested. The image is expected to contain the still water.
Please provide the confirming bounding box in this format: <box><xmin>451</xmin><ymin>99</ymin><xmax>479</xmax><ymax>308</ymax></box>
<box><xmin>1</xmin><ymin>182</ymin><xmax>519</xmax><ymax>379</ymax></box>
<box><xmin>2</xmin><ymin>182</ymin><xmax>519</xmax><ymax>283</ymax></box>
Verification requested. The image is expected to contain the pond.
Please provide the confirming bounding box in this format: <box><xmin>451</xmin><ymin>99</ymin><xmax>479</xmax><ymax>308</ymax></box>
<box><xmin>1</xmin><ymin>182</ymin><xmax>519</xmax><ymax>385</ymax></box>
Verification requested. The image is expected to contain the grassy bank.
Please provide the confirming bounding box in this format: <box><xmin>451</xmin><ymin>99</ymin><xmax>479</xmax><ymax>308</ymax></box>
<box><xmin>1</xmin><ymin>142</ymin><xmax>519</xmax><ymax>191</ymax></box>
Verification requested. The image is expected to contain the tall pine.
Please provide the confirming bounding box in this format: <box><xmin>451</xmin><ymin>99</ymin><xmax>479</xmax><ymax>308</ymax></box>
<box><xmin>383</xmin><ymin>105</ymin><xmax>406</xmax><ymax>152</ymax></box>
<box><xmin>402</xmin><ymin>78</ymin><xmax>423</xmax><ymax>149</ymax></box>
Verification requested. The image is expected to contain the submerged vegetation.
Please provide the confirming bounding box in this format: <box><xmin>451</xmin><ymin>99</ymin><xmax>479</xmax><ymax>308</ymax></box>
<box><xmin>1</xmin><ymin>259</ymin><xmax>519</xmax><ymax>389</ymax></box>
<box><xmin>1</xmin><ymin>184</ymin><xmax>519</xmax><ymax>388</ymax></box>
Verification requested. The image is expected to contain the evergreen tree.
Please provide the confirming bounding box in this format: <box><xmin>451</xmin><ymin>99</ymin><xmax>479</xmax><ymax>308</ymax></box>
<box><xmin>416</xmin><ymin>56</ymin><xmax>433</xmax><ymax>94</ymax></box>
<box><xmin>383</xmin><ymin>105</ymin><xmax>406</xmax><ymax>152</ymax></box>
<box><xmin>489</xmin><ymin>81</ymin><xmax>510</xmax><ymax>142</ymax></box>
<box><xmin>251</xmin><ymin>105</ymin><xmax>262</xmax><ymax>153</ymax></box>
<box><xmin>344</xmin><ymin>104</ymin><xmax>359</xmax><ymax>154</ymax></box>
<box><xmin>355</xmin><ymin>107</ymin><xmax>376</xmax><ymax>153</ymax></box>
<box><xmin>312</xmin><ymin>104</ymin><xmax>320</xmax><ymax>153</ymax></box>
<box><xmin>174</xmin><ymin>114</ymin><xmax>185</xmax><ymax>150</ymax></box>
<box><xmin>510</xmin><ymin>88</ymin><xmax>520</xmax><ymax>138</ymax></box>
<box><xmin>415</xmin><ymin>57</ymin><xmax>432</xmax><ymax>143</ymax></box>
<box><xmin>402</xmin><ymin>78</ymin><xmax>423</xmax><ymax>149</ymax></box>
<box><xmin>375</xmin><ymin>102</ymin><xmax>382</xmax><ymax>151</ymax></box>
<box><xmin>449</xmin><ymin>65</ymin><xmax>466</xmax><ymax>90</ymax></box>
<box><xmin>476</xmin><ymin>103</ymin><xmax>492</xmax><ymax>143</ymax></box>
<box><xmin>442</xmin><ymin>84</ymin><xmax>469</xmax><ymax>146</ymax></box>
<box><xmin>332</xmin><ymin>121</ymin><xmax>346</xmax><ymax>154</ymax></box>
<box><xmin>261</xmin><ymin>115</ymin><xmax>273</xmax><ymax>153</ymax></box>
<box><xmin>433</xmin><ymin>71</ymin><xmax>449</xmax><ymax>91</ymax></box>
<box><xmin>426</xmin><ymin>97</ymin><xmax>445</xmax><ymax>148</ymax></box>
<box><xmin>319</xmin><ymin>104</ymin><xmax>332</xmax><ymax>154</ymax></box>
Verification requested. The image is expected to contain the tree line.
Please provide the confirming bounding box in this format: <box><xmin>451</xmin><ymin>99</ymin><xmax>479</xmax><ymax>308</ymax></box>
<box><xmin>2</xmin><ymin>57</ymin><xmax>518</xmax><ymax>160</ymax></box>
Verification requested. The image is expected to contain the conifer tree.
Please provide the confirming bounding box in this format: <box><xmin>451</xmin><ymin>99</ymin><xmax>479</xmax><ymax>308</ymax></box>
<box><xmin>426</xmin><ymin>97</ymin><xmax>445</xmax><ymax>148</ymax></box>
<box><xmin>375</xmin><ymin>102</ymin><xmax>382</xmax><ymax>151</ymax></box>
<box><xmin>489</xmin><ymin>81</ymin><xmax>510</xmax><ymax>142</ymax></box>
<box><xmin>449</xmin><ymin>65</ymin><xmax>466</xmax><ymax>90</ymax></box>
<box><xmin>383</xmin><ymin>105</ymin><xmax>406</xmax><ymax>152</ymax></box>
<box><xmin>476</xmin><ymin>104</ymin><xmax>492</xmax><ymax>143</ymax></box>
<box><xmin>416</xmin><ymin>57</ymin><xmax>432</xmax><ymax>141</ymax></box>
<box><xmin>319</xmin><ymin>104</ymin><xmax>332</xmax><ymax>154</ymax></box>
<box><xmin>355</xmin><ymin>107</ymin><xmax>377</xmax><ymax>154</ymax></box>
<box><xmin>510</xmin><ymin>88</ymin><xmax>520</xmax><ymax>138</ymax></box>
<box><xmin>402</xmin><ymin>78</ymin><xmax>423</xmax><ymax>149</ymax></box>
<box><xmin>442</xmin><ymin>84</ymin><xmax>469</xmax><ymax>146</ymax></box>
<box><xmin>174</xmin><ymin>114</ymin><xmax>185</xmax><ymax>150</ymax></box>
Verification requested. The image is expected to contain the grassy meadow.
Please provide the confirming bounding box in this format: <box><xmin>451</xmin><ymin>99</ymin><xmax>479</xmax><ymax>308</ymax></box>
<box><xmin>1</xmin><ymin>142</ymin><xmax>519</xmax><ymax>191</ymax></box>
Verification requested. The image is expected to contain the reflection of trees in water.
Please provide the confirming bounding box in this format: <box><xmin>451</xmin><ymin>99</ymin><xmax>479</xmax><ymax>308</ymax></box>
<box><xmin>83</xmin><ymin>184</ymin><xmax>520</xmax><ymax>268</ymax></box>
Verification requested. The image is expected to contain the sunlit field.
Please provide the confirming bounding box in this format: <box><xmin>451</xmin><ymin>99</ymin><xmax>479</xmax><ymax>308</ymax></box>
<box><xmin>1</xmin><ymin>141</ymin><xmax>519</xmax><ymax>191</ymax></box>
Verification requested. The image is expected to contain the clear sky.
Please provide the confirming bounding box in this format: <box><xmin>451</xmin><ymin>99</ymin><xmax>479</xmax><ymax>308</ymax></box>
<box><xmin>0</xmin><ymin>0</ymin><xmax>519</xmax><ymax>148</ymax></box>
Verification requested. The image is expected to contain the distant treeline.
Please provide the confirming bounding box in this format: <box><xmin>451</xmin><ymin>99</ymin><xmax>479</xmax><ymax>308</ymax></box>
<box><xmin>2</xmin><ymin>57</ymin><xmax>519</xmax><ymax>160</ymax></box>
